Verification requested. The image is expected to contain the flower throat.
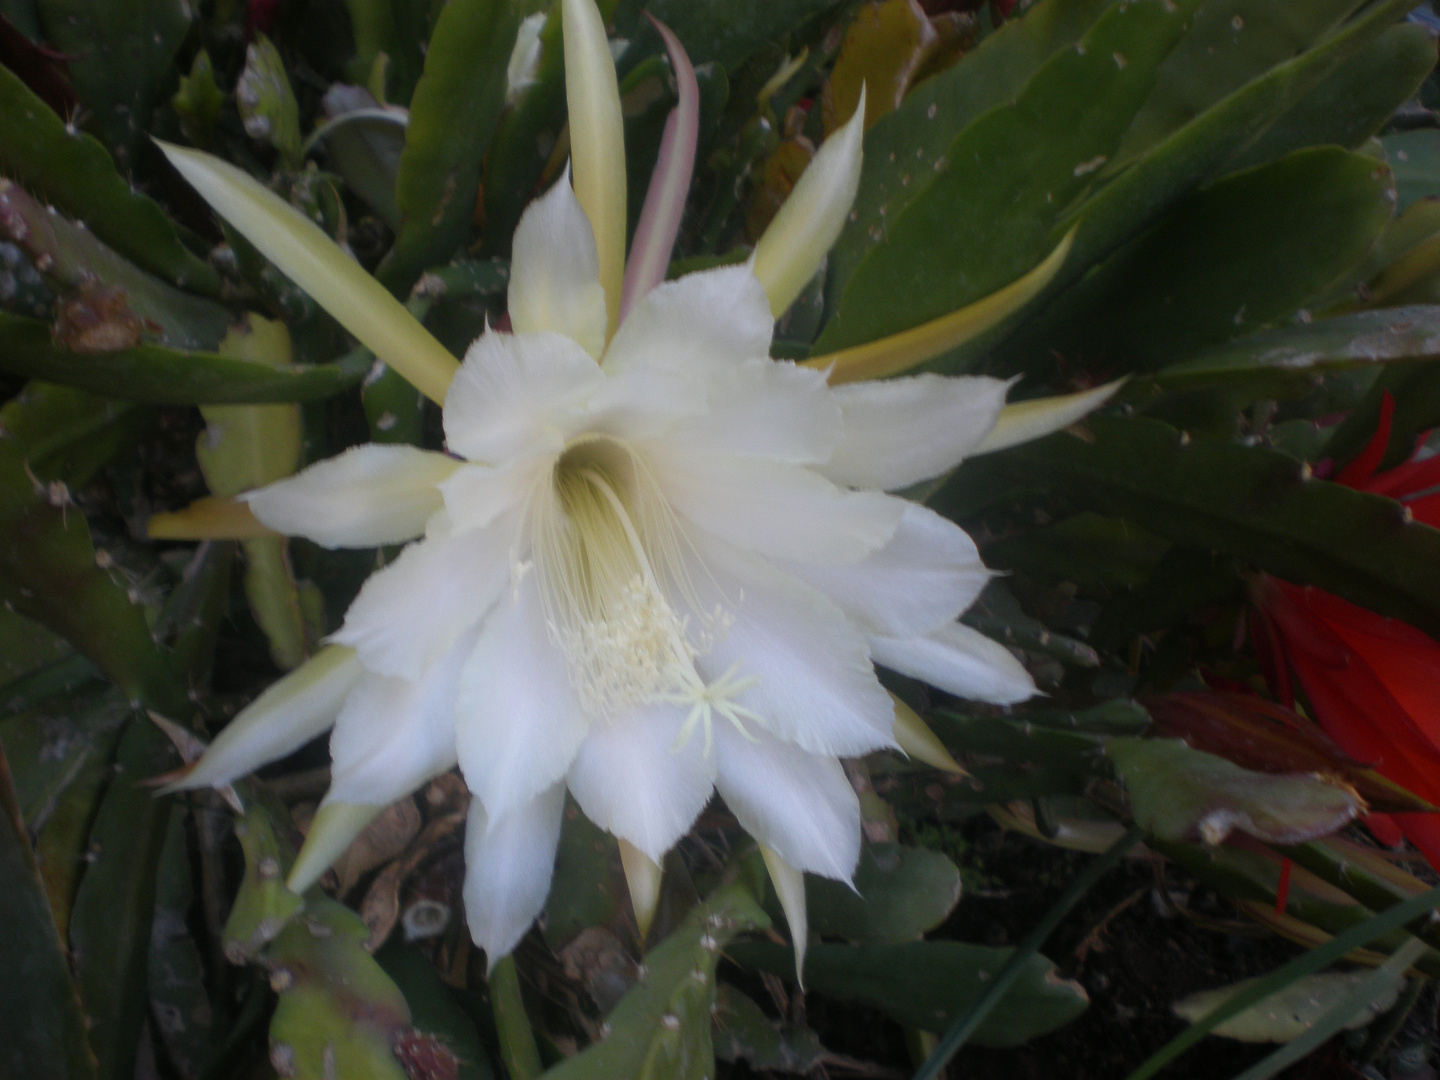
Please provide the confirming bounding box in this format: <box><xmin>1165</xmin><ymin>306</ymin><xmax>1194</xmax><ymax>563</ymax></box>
<box><xmin>533</xmin><ymin>440</ymin><xmax>714</xmax><ymax>720</ymax></box>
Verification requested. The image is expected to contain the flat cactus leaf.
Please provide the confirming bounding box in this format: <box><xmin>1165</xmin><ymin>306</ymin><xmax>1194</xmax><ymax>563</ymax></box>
<box><xmin>0</xmin><ymin>742</ymin><xmax>99</xmax><ymax>1080</ymax></box>
<box><xmin>1010</xmin><ymin>147</ymin><xmax>1395</xmax><ymax>371</ymax></box>
<box><xmin>543</xmin><ymin>797</ymin><xmax>629</xmax><ymax>950</ymax></box>
<box><xmin>1174</xmin><ymin>971</ymin><xmax>1403</xmax><ymax>1043</ymax></box>
<box><xmin>539</xmin><ymin>880</ymin><xmax>770</xmax><ymax>1080</ymax></box>
<box><xmin>1384</xmin><ymin>128</ymin><xmax>1440</xmax><ymax>212</ymax></box>
<box><xmin>0</xmin><ymin>383</ymin><xmax>179</xmax><ymax>712</ymax></box>
<box><xmin>0</xmin><ymin>179</ymin><xmax>231</xmax><ymax>351</ymax></box>
<box><xmin>979</xmin><ymin>415</ymin><xmax>1440</xmax><ymax>639</ymax></box>
<box><xmin>1004</xmin><ymin>0</ymin><xmax>1420</xmax><ymax>368</ymax></box>
<box><xmin>147</xmin><ymin>812</ymin><xmax>216</xmax><ymax>1078</ymax></box>
<box><xmin>34</xmin><ymin>0</ymin><xmax>191</xmax><ymax>171</ymax></box>
<box><xmin>0</xmin><ymin>62</ymin><xmax>221</xmax><ymax>294</ymax></box>
<box><xmin>1228</xmin><ymin>23</ymin><xmax>1435</xmax><ymax>172</ymax></box>
<box><xmin>801</xmin><ymin>842</ymin><xmax>962</xmax><ymax>945</ymax></box>
<box><xmin>816</xmin><ymin>0</ymin><xmax>1201</xmax><ymax>354</ymax></box>
<box><xmin>728</xmin><ymin>939</ymin><xmax>1088</xmax><ymax>1047</ymax></box>
<box><xmin>711</xmin><ymin>985</ymin><xmax>825</xmax><ymax>1074</ymax></box>
<box><xmin>265</xmin><ymin>897</ymin><xmax>413</xmax><ymax>1080</ymax></box>
<box><xmin>1142</xmin><ymin>306</ymin><xmax>1440</xmax><ymax>400</ymax></box>
<box><xmin>68</xmin><ymin>717</ymin><xmax>178</xmax><ymax>1080</ymax></box>
<box><xmin>639</xmin><ymin>0</ymin><xmax>842</xmax><ymax>70</ymax></box>
<box><xmin>13</xmin><ymin>692</ymin><xmax>128</xmax><ymax>931</ymax></box>
<box><xmin>0</xmin><ymin>312</ymin><xmax>371</xmax><ymax>404</ymax></box>
<box><xmin>224</xmin><ymin>803</ymin><xmax>306</xmax><ymax>963</ymax></box>
<box><xmin>376</xmin><ymin>941</ymin><xmax>497</xmax><ymax>1080</ymax></box>
<box><xmin>236</xmin><ymin>35</ymin><xmax>302</xmax><ymax>169</ymax></box>
<box><xmin>1114</xmin><ymin>0</ymin><xmax>1367</xmax><ymax>166</ymax></box>
<box><xmin>828</xmin><ymin>0</ymin><xmax>1113</xmax><ymax>304</ymax></box>
<box><xmin>378</xmin><ymin>0</ymin><xmax>547</xmax><ymax>295</ymax></box>
<box><xmin>173</xmin><ymin>49</ymin><xmax>224</xmax><ymax>149</ymax></box>
<box><xmin>1108</xmin><ymin>737</ymin><xmax>1362</xmax><ymax>846</ymax></box>
<box><xmin>0</xmin><ymin>685</ymin><xmax>118</xmax><ymax>829</ymax></box>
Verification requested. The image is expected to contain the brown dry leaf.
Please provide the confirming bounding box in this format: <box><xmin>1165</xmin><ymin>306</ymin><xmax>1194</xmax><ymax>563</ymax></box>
<box><xmin>423</xmin><ymin>771</ymin><xmax>469</xmax><ymax>816</ymax></box>
<box><xmin>359</xmin><ymin>810</ymin><xmax>466</xmax><ymax>951</ymax></box>
<box><xmin>330</xmin><ymin>797</ymin><xmax>422</xmax><ymax>895</ymax></box>
<box><xmin>558</xmin><ymin>926</ymin><xmax>639</xmax><ymax>1013</ymax></box>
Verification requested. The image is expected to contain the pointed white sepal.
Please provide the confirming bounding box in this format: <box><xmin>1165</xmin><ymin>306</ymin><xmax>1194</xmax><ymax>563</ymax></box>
<box><xmin>751</xmin><ymin>86</ymin><xmax>865</xmax><ymax>318</ymax></box>
<box><xmin>618</xmin><ymin>838</ymin><xmax>663</xmax><ymax>942</ymax></box>
<box><xmin>287</xmin><ymin>800</ymin><xmax>380</xmax><ymax>893</ymax></box>
<box><xmin>761</xmin><ymin>846</ymin><xmax>809</xmax><ymax>988</ymax></box>
<box><xmin>970</xmin><ymin>378</ymin><xmax>1125</xmax><ymax>456</ymax></box>
<box><xmin>154</xmin><ymin>141</ymin><xmax>459</xmax><ymax>404</ymax></box>
<box><xmin>464</xmin><ymin>786</ymin><xmax>566</xmax><ymax>967</ymax></box>
<box><xmin>162</xmin><ymin>645</ymin><xmax>361</xmax><ymax>793</ymax></box>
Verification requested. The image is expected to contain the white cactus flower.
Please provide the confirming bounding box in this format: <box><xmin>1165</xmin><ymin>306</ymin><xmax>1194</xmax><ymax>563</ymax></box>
<box><xmin>156</xmin><ymin>0</ymin><xmax>1117</xmax><ymax>971</ymax></box>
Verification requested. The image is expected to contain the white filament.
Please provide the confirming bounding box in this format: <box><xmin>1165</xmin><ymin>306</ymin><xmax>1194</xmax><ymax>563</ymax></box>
<box><xmin>530</xmin><ymin>438</ymin><xmax>754</xmax><ymax>738</ymax></box>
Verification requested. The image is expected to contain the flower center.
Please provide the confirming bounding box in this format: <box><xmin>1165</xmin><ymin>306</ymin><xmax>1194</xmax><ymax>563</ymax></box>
<box><xmin>531</xmin><ymin>438</ymin><xmax>726</xmax><ymax>723</ymax></box>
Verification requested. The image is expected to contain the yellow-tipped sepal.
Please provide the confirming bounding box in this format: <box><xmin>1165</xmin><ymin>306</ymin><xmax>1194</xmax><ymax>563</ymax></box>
<box><xmin>761</xmin><ymin>846</ymin><xmax>809</xmax><ymax>988</ymax></box>
<box><xmin>890</xmin><ymin>694</ymin><xmax>966</xmax><ymax>775</ymax></box>
<box><xmin>971</xmin><ymin>378</ymin><xmax>1125</xmax><ymax>455</ymax></box>
<box><xmin>806</xmin><ymin>229</ymin><xmax>1075</xmax><ymax>385</ymax></box>
<box><xmin>562</xmin><ymin>0</ymin><xmax>627</xmax><ymax>339</ymax></box>
<box><xmin>752</xmin><ymin>87</ymin><xmax>866</xmax><ymax>318</ymax></box>
<box><xmin>618</xmin><ymin>838</ymin><xmax>663</xmax><ymax>943</ymax></box>
<box><xmin>148</xmin><ymin>495</ymin><xmax>278</xmax><ymax>540</ymax></box>
<box><xmin>162</xmin><ymin>645</ymin><xmax>360</xmax><ymax>794</ymax></box>
<box><xmin>287</xmin><ymin>801</ymin><xmax>381</xmax><ymax>894</ymax></box>
<box><xmin>154</xmin><ymin>140</ymin><xmax>459</xmax><ymax>404</ymax></box>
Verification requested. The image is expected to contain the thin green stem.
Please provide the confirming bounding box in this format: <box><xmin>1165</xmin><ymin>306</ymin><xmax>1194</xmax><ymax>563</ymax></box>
<box><xmin>912</xmin><ymin>825</ymin><xmax>1144</xmax><ymax>1080</ymax></box>
<box><xmin>490</xmin><ymin>954</ymin><xmax>542</xmax><ymax>1080</ymax></box>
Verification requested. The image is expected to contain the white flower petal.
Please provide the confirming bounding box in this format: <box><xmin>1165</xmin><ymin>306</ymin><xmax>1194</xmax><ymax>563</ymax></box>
<box><xmin>690</xmin><ymin>537</ymin><xmax>896</xmax><ymax>757</ymax></box>
<box><xmin>329</xmin><ymin>512</ymin><xmax>518</xmax><ymax>680</ymax></box>
<box><xmin>508</xmin><ymin>173</ymin><xmax>608</xmax><ymax>358</ymax></box>
<box><xmin>439</xmin><ymin>459</ymin><xmax>548</xmax><ymax>534</ymax></box>
<box><xmin>870</xmin><ymin>622</ymin><xmax>1037</xmax><ymax>705</ymax></box>
<box><xmin>455</xmin><ymin>573</ymin><xmax>590</xmax><ymax>825</ymax></box>
<box><xmin>444</xmin><ymin>329</ymin><xmax>604</xmax><ymax>463</ymax></box>
<box><xmin>463</xmin><ymin>783</ymin><xmax>566</xmax><ymax>963</ymax></box>
<box><xmin>243</xmin><ymin>444</ymin><xmax>460</xmax><ymax>548</ymax></box>
<box><xmin>786</xmin><ymin>503</ymin><xmax>991</xmax><ymax>638</ymax></box>
<box><xmin>820</xmin><ymin>374</ymin><xmax>1011</xmax><ymax>491</ymax></box>
<box><xmin>750</xmin><ymin>89</ymin><xmax>864</xmax><ymax>318</ymax></box>
<box><xmin>714</xmin><ymin>722</ymin><xmax>860</xmax><ymax>882</ymax></box>
<box><xmin>165</xmin><ymin>646</ymin><xmax>360</xmax><ymax>792</ymax></box>
<box><xmin>323</xmin><ymin>624</ymin><xmax>480</xmax><ymax>807</ymax></box>
<box><xmin>659</xmin><ymin>359</ymin><xmax>840</xmax><ymax>465</ymax></box>
<box><xmin>603</xmin><ymin>265</ymin><xmax>772</xmax><ymax>381</ymax></box>
<box><xmin>651</xmin><ymin>450</ymin><xmax>903</xmax><ymax>565</ymax></box>
<box><xmin>579</xmin><ymin>362</ymin><xmax>706</xmax><ymax>439</ymax></box>
<box><xmin>566</xmin><ymin>703</ymin><xmax>716</xmax><ymax>863</ymax></box>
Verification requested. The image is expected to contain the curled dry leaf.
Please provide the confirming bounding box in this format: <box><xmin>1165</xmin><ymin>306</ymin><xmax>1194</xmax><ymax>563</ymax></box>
<box><xmin>558</xmin><ymin>925</ymin><xmax>640</xmax><ymax>1013</ymax></box>
<box><xmin>332</xmin><ymin>797</ymin><xmax>423</xmax><ymax>896</ymax></box>
<box><xmin>360</xmin><ymin>810</ymin><xmax>467</xmax><ymax>952</ymax></box>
